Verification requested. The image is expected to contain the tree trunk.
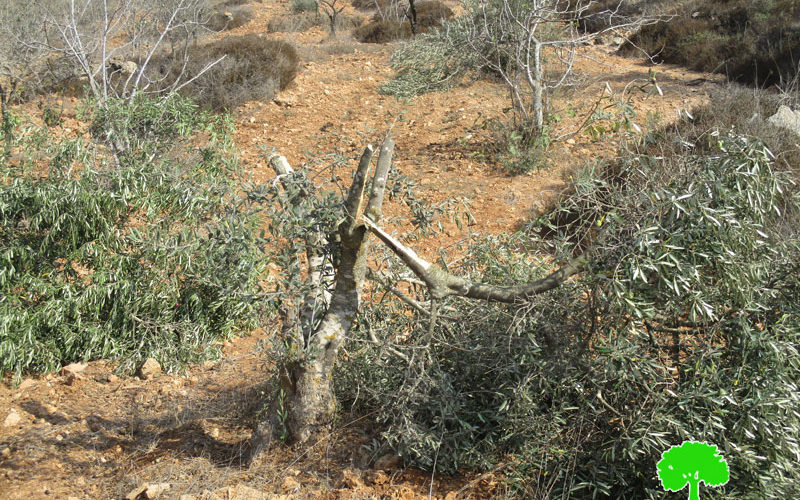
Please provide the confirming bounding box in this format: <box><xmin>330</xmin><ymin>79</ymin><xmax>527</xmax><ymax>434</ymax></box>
<box><xmin>248</xmin><ymin>137</ymin><xmax>395</xmax><ymax>462</ymax></box>
<box><xmin>531</xmin><ymin>39</ymin><xmax>544</xmax><ymax>133</ymax></box>
<box><xmin>408</xmin><ymin>0</ymin><xmax>418</xmax><ymax>35</ymax></box>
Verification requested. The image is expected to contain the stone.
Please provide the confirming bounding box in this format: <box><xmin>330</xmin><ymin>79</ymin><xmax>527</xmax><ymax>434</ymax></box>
<box><xmin>17</xmin><ymin>379</ymin><xmax>36</xmax><ymax>391</ymax></box>
<box><xmin>144</xmin><ymin>483</ymin><xmax>171</xmax><ymax>499</ymax></box>
<box><xmin>125</xmin><ymin>484</ymin><xmax>148</xmax><ymax>500</ymax></box>
<box><xmin>125</xmin><ymin>483</ymin><xmax>171</xmax><ymax>500</ymax></box>
<box><xmin>3</xmin><ymin>409</ymin><xmax>21</xmax><ymax>427</ymax></box>
<box><xmin>138</xmin><ymin>358</ymin><xmax>162</xmax><ymax>380</ymax></box>
<box><xmin>767</xmin><ymin>105</ymin><xmax>800</xmax><ymax>136</ymax></box>
<box><xmin>373</xmin><ymin>453</ymin><xmax>402</xmax><ymax>470</ymax></box>
<box><xmin>1</xmin><ymin>447</ymin><xmax>11</xmax><ymax>458</ymax></box>
<box><xmin>61</xmin><ymin>362</ymin><xmax>87</xmax><ymax>376</ymax></box>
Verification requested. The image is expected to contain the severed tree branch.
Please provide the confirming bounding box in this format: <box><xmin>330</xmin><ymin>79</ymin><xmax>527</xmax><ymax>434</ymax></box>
<box><xmin>363</xmin><ymin>217</ymin><xmax>586</xmax><ymax>303</ymax></box>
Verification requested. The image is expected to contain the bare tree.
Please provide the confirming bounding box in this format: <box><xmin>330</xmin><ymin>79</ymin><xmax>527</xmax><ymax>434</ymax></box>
<box><xmin>3</xmin><ymin>0</ymin><xmax>223</xmax><ymax>104</ymax></box>
<box><xmin>247</xmin><ymin>135</ymin><xmax>586</xmax><ymax>460</ymax></box>
<box><xmin>465</xmin><ymin>0</ymin><xmax>663</xmax><ymax>135</ymax></box>
<box><xmin>319</xmin><ymin>0</ymin><xmax>346</xmax><ymax>37</ymax></box>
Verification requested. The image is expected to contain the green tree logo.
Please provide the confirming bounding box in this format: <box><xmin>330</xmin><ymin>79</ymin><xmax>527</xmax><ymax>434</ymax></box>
<box><xmin>657</xmin><ymin>441</ymin><xmax>730</xmax><ymax>500</ymax></box>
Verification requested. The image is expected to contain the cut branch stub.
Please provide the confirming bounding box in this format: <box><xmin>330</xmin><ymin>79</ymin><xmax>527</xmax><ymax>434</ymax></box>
<box><xmin>344</xmin><ymin>144</ymin><xmax>375</xmax><ymax>235</ymax></box>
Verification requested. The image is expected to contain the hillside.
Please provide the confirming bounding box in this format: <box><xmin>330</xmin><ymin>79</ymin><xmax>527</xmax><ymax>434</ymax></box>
<box><xmin>1</xmin><ymin>0</ymin><xmax>790</xmax><ymax>498</ymax></box>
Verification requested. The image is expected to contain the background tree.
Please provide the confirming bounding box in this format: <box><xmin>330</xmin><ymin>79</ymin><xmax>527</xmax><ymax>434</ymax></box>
<box><xmin>466</xmin><ymin>0</ymin><xmax>663</xmax><ymax>135</ymax></box>
<box><xmin>2</xmin><ymin>0</ymin><xmax>221</xmax><ymax>105</ymax></box>
<box><xmin>319</xmin><ymin>0</ymin><xmax>346</xmax><ymax>37</ymax></box>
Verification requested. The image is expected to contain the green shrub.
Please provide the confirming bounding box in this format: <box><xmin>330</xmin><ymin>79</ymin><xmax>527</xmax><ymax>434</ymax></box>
<box><xmin>0</xmin><ymin>94</ymin><xmax>270</xmax><ymax>377</ymax></box>
<box><xmin>151</xmin><ymin>35</ymin><xmax>298</xmax><ymax>111</ymax></box>
<box><xmin>336</xmin><ymin>124</ymin><xmax>800</xmax><ymax>497</ymax></box>
<box><xmin>291</xmin><ymin>0</ymin><xmax>318</xmax><ymax>13</ymax></box>
<box><xmin>622</xmin><ymin>0</ymin><xmax>800</xmax><ymax>87</ymax></box>
<box><xmin>380</xmin><ymin>15</ymin><xmax>481</xmax><ymax>97</ymax></box>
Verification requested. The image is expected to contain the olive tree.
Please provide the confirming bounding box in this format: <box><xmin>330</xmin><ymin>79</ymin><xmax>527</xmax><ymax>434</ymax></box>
<box><xmin>247</xmin><ymin>134</ymin><xmax>586</xmax><ymax>458</ymax></box>
<box><xmin>465</xmin><ymin>0</ymin><xmax>664</xmax><ymax>135</ymax></box>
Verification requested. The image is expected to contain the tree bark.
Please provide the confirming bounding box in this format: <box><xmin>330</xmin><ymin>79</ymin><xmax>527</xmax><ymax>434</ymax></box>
<box><xmin>248</xmin><ymin>137</ymin><xmax>394</xmax><ymax>461</ymax></box>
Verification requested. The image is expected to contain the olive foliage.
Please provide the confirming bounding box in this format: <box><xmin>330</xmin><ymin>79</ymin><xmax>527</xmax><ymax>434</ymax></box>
<box><xmin>336</xmin><ymin>128</ymin><xmax>800</xmax><ymax>497</ymax></box>
<box><xmin>0</xmin><ymin>95</ymin><xmax>269</xmax><ymax>377</ymax></box>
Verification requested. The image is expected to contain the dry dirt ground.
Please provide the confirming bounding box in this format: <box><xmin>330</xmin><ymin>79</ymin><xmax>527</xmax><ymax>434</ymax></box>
<box><xmin>1</xmin><ymin>1</ymin><xmax>722</xmax><ymax>498</ymax></box>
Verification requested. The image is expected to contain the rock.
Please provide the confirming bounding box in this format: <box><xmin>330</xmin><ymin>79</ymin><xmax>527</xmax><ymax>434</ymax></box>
<box><xmin>1</xmin><ymin>446</ymin><xmax>11</xmax><ymax>458</ymax></box>
<box><xmin>61</xmin><ymin>362</ymin><xmax>87</xmax><ymax>376</ymax></box>
<box><xmin>138</xmin><ymin>358</ymin><xmax>162</xmax><ymax>380</ymax></box>
<box><xmin>373</xmin><ymin>453</ymin><xmax>402</xmax><ymax>470</ymax></box>
<box><xmin>17</xmin><ymin>379</ymin><xmax>36</xmax><ymax>391</ymax></box>
<box><xmin>125</xmin><ymin>484</ymin><xmax>148</xmax><ymax>500</ymax></box>
<box><xmin>767</xmin><ymin>105</ymin><xmax>800</xmax><ymax>136</ymax></box>
<box><xmin>125</xmin><ymin>483</ymin><xmax>171</xmax><ymax>500</ymax></box>
<box><xmin>145</xmin><ymin>483</ymin><xmax>171</xmax><ymax>499</ymax></box>
<box><xmin>3</xmin><ymin>409</ymin><xmax>21</xmax><ymax>427</ymax></box>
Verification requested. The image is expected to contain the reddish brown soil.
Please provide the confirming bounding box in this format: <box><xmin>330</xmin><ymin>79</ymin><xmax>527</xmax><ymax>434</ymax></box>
<box><xmin>0</xmin><ymin>1</ymin><xmax>722</xmax><ymax>498</ymax></box>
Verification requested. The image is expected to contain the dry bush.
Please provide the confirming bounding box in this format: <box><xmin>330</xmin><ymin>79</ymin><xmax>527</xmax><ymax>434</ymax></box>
<box><xmin>267</xmin><ymin>11</ymin><xmax>363</xmax><ymax>33</ymax></box>
<box><xmin>621</xmin><ymin>0</ymin><xmax>800</xmax><ymax>87</ymax></box>
<box><xmin>578</xmin><ymin>0</ymin><xmax>644</xmax><ymax>32</ymax></box>
<box><xmin>153</xmin><ymin>35</ymin><xmax>298</xmax><ymax>111</ymax></box>
<box><xmin>267</xmin><ymin>12</ymin><xmax>321</xmax><ymax>32</ymax></box>
<box><xmin>412</xmin><ymin>0</ymin><xmax>454</xmax><ymax>28</ymax></box>
<box><xmin>354</xmin><ymin>0</ymin><xmax>452</xmax><ymax>43</ymax></box>
<box><xmin>206</xmin><ymin>5</ymin><xmax>255</xmax><ymax>31</ymax></box>
<box><xmin>291</xmin><ymin>0</ymin><xmax>319</xmax><ymax>13</ymax></box>
<box><xmin>351</xmin><ymin>0</ymin><xmax>391</xmax><ymax>11</ymax></box>
<box><xmin>354</xmin><ymin>19</ymin><xmax>411</xmax><ymax>42</ymax></box>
